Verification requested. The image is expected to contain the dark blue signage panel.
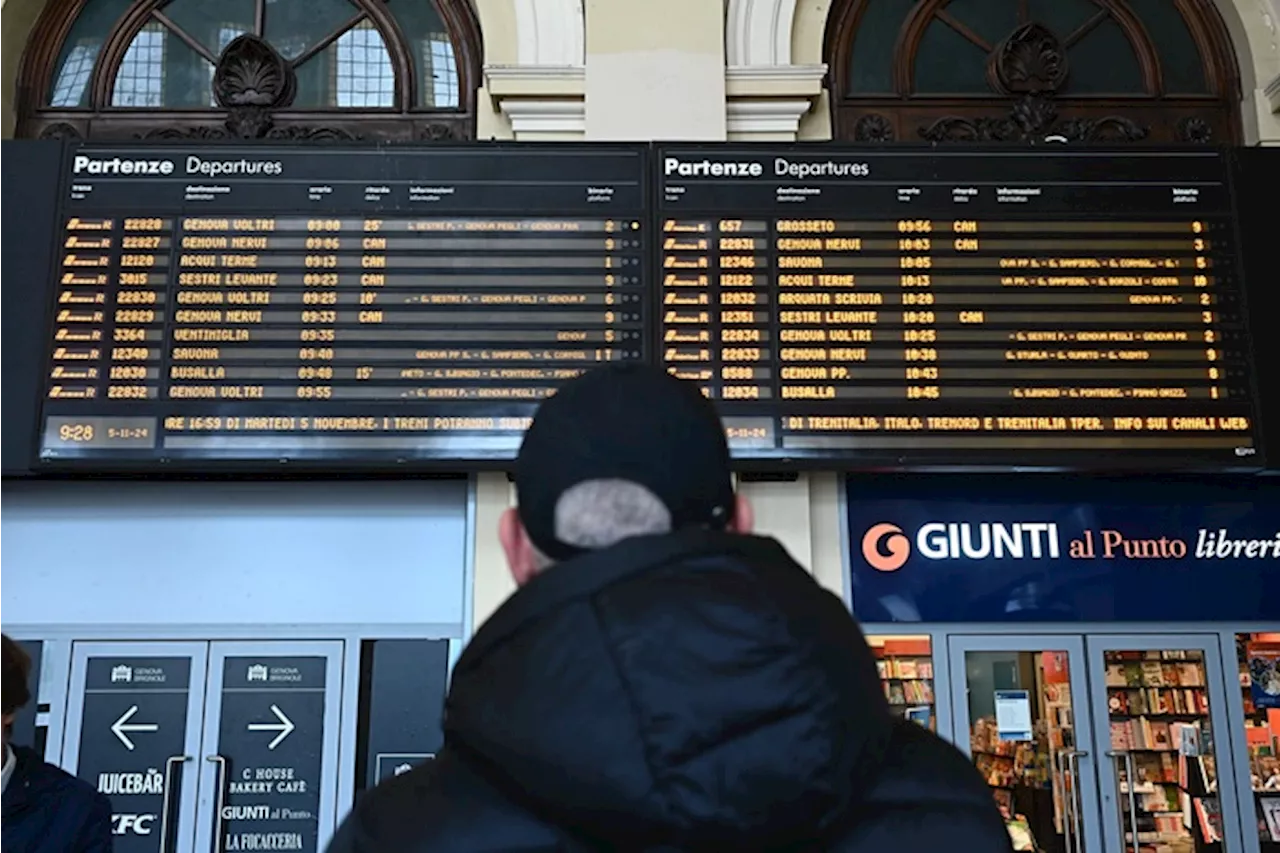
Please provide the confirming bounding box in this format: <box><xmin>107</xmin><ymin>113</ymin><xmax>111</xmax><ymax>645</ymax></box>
<box><xmin>845</xmin><ymin>477</ymin><xmax>1280</xmax><ymax>623</ymax></box>
<box><xmin>218</xmin><ymin>656</ymin><xmax>327</xmax><ymax>853</ymax></box>
<box><xmin>77</xmin><ymin>657</ymin><xmax>193</xmax><ymax>853</ymax></box>
<box><xmin>360</xmin><ymin>639</ymin><xmax>448</xmax><ymax>791</ymax></box>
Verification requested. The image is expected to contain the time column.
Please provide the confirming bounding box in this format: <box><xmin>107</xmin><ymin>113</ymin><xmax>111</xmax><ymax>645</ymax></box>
<box><xmin>299</xmin><ymin>218</ymin><xmax>343</xmax><ymax>401</ymax></box>
<box><xmin>108</xmin><ymin>217</ymin><xmax>171</xmax><ymax>402</ymax></box>
<box><xmin>897</xmin><ymin>219</ymin><xmax>940</xmax><ymax>402</ymax></box>
<box><xmin>716</xmin><ymin>219</ymin><xmax>771</xmax><ymax>403</ymax></box>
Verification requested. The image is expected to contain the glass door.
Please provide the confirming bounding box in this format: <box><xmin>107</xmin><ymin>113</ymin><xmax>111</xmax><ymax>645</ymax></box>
<box><xmin>62</xmin><ymin>642</ymin><xmax>210</xmax><ymax>853</ymax></box>
<box><xmin>61</xmin><ymin>641</ymin><xmax>345</xmax><ymax>853</ymax></box>
<box><xmin>1086</xmin><ymin>634</ymin><xmax>1245</xmax><ymax>853</ymax></box>
<box><xmin>193</xmin><ymin>642</ymin><xmax>344</xmax><ymax>853</ymax></box>
<box><xmin>949</xmin><ymin>635</ymin><xmax>1103</xmax><ymax>853</ymax></box>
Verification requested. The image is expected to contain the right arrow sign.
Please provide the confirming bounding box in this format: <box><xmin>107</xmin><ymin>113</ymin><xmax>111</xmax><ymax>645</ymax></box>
<box><xmin>246</xmin><ymin>704</ymin><xmax>294</xmax><ymax>750</ymax></box>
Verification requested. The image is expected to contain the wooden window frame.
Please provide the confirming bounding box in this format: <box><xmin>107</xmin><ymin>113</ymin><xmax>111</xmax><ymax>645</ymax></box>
<box><xmin>823</xmin><ymin>0</ymin><xmax>1242</xmax><ymax>145</ymax></box>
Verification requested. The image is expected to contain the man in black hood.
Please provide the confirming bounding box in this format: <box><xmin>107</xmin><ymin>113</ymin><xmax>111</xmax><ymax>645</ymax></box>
<box><xmin>328</xmin><ymin>364</ymin><xmax>1011</xmax><ymax>852</ymax></box>
<box><xmin>2</xmin><ymin>634</ymin><xmax>113</xmax><ymax>853</ymax></box>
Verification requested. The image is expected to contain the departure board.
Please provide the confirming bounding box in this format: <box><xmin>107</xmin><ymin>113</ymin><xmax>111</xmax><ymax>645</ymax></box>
<box><xmin>657</xmin><ymin>147</ymin><xmax>1262</xmax><ymax>468</ymax></box>
<box><xmin>38</xmin><ymin>145</ymin><xmax>648</xmax><ymax>465</ymax></box>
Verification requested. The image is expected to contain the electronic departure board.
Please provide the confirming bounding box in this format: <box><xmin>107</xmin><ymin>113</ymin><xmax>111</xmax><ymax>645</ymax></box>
<box><xmin>657</xmin><ymin>146</ymin><xmax>1263</xmax><ymax>468</ymax></box>
<box><xmin>37</xmin><ymin>145</ymin><xmax>648</xmax><ymax>465</ymax></box>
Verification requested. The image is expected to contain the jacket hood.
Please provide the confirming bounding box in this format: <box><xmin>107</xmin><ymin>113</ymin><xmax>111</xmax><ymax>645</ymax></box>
<box><xmin>445</xmin><ymin>530</ymin><xmax>894</xmax><ymax>850</ymax></box>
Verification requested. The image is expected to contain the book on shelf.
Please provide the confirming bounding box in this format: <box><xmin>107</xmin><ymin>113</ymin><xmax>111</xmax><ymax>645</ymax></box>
<box><xmin>1260</xmin><ymin>797</ymin><xmax>1280</xmax><ymax>843</ymax></box>
<box><xmin>1106</xmin><ymin>659</ymin><xmax>1204</xmax><ymax>690</ymax></box>
<box><xmin>882</xmin><ymin>679</ymin><xmax>934</xmax><ymax>705</ymax></box>
<box><xmin>875</xmin><ymin>656</ymin><xmax>934</xmax><ymax>681</ymax></box>
<box><xmin>1194</xmin><ymin>796</ymin><xmax>1224</xmax><ymax>843</ymax></box>
<box><xmin>1108</xmin><ymin>686</ymin><xmax>1209</xmax><ymax>716</ymax></box>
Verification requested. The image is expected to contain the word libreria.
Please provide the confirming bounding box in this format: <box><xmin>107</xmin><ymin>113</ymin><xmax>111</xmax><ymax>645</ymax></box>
<box><xmin>72</xmin><ymin>154</ymin><xmax>283</xmax><ymax>178</ymax></box>
<box><xmin>875</xmin><ymin>521</ymin><xmax>1280</xmax><ymax>566</ymax></box>
<box><xmin>663</xmin><ymin>157</ymin><xmax>870</xmax><ymax>180</ymax></box>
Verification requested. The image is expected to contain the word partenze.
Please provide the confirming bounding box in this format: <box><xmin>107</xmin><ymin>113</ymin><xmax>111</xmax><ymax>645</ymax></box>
<box><xmin>72</xmin><ymin>155</ymin><xmax>284</xmax><ymax>178</ymax></box>
<box><xmin>664</xmin><ymin>157</ymin><xmax>871</xmax><ymax>179</ymax></box>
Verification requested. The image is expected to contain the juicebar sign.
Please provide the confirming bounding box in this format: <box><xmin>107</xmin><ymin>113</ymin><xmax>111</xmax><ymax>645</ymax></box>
<box><xmin>846</xmin><ymin>485</ymin><xmax>1279</xmax><ymax>623</ymax></box>
<box><xmin>217</xmin><ymin>657</ymin><xmax>327</xmax><ymax>853</ymax></box>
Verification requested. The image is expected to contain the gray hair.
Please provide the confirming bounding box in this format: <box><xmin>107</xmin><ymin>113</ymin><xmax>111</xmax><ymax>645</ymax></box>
<box><xmin>531</xmin><ymin>479</ymin><xmax>672</xmax><ymax>570</ymax></box>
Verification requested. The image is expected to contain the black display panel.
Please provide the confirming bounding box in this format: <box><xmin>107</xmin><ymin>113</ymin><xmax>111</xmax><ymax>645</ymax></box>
<box><xmin>3</xmin><ymin>141</ymin><xmax>64</xmax><ymax>476</ymax></box>
<box><xmin>657</xmin><ymin>146</ymin><xmax>1264</xmax><ymax>469</ymax></box>
<box><xmin>36</xmin><ymin>144</ymin><xmax>648</xmax><ymax>467</ymax></box>
<box><xmin>1232</xmin><ymin>147</ymin><xmax>1280</xmax><ymax>471</ymax></box>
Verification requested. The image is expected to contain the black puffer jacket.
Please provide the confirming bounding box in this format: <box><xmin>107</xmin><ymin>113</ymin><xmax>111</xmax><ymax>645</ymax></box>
<box><xmin>328</xmin><ymin>530</ymin><xmax>1011</xmax><ymax>852</ymax></box>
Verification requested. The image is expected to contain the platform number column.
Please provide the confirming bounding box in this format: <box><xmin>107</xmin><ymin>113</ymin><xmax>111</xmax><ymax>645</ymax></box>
<box><xmin>1191</xmin><ymin>221</ymin><xmax>1222</xmax><ymax>401</ymax></box>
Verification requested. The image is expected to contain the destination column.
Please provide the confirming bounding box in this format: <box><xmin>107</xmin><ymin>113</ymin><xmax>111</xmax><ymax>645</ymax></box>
<box><xmin>213</xmin><ymin>656</ymin><xmax>329</xmax><ymax>853</ymax></box>
<box><xmin>170</xmin><ymin>216</ymin><xmax>280</xmax><ymax>407</ymax></box>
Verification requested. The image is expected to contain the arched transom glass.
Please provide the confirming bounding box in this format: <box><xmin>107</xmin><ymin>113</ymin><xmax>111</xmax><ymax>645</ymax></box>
<box><xmin>826</xmin><ymin>0</ymin><xmax>1241</xmax><ymax>145</ymax></box>
<box><xmin>47</xmin><ymin>0</ymin><xmax>459</xmax><ymax>110</ymax></box>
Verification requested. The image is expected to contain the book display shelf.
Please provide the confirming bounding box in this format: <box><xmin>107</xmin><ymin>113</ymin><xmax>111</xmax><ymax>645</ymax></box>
<box><xmin>870</xmin><ymin>636</ymin><xmax>936</xmax><ymax>732</ymax></box>
<box><xmin>1237</xmin><ymin>634</ymin><xmax>1280</xmax><ymax>852</ymax></box>
<box><xmin>1106</xmin><ymin>650</ymin><xmax>1222</xmax><ymax>853</ymax></box>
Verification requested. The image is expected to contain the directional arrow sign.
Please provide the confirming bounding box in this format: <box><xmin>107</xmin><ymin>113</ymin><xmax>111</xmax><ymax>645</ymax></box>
<box><xmin>247</xmin><ymin>704</ymin><xmax>295</xmax><ymax>750</ymax></box>
<box><xmin>110</xmin><ymin>705</ymin><xmax>159</xmax><ymax>751</ymax></box>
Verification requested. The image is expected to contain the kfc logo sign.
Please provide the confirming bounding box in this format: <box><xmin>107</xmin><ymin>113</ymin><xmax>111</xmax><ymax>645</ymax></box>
<box><xmin>112</xmin><ymin>814</ymin><xmax>156</xmax><ymax>835</ymax></box>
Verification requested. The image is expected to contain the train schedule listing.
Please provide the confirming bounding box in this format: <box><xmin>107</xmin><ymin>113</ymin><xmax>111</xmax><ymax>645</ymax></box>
<box><xmin>657</xmin><ymin>147</ymin><xmax>1261</xmax><ymax>467</ymax></box>
<box><xmin>39</xmin><ymin>145</ymin><xmax>650</xmax><ymax>465</ymax></box>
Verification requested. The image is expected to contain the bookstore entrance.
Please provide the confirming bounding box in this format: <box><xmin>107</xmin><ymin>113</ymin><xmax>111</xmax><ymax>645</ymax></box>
<box><xmin>948</xmin><ymin>634</ymin><xmax>1244</xmax><ymax>853</ymax></box>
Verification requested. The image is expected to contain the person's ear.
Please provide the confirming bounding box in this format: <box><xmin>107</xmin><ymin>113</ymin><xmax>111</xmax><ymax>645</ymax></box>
<box><xmin>1</xmin><ymin>712</ymin><xmax>14</xmax><ymax>728</ymax></box>
<box><xmin>498</xmin><ymin>507</ymin><xmax>539</xmax><ymax>587</ymax></box>
<box><xmin>729</xmin><ymin>493</ymin><xmax>754</xmax><ymax>534</ymax></box>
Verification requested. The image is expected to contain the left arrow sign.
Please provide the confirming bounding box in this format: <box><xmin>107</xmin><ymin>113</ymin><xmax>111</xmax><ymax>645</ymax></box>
<box><xmin>111</xmin><ymin>705</ymin><xmax>159</xmax><ymax>751</ymax></box>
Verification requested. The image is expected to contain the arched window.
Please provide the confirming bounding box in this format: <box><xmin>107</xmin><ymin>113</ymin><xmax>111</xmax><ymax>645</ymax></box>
<box><xmin>825</xmin><ymin>0</ymin><xmax>1240</xmax><ymax>144</ymax></box>
<box><xmin>18</xmin><ymin>0</ymin><xmax>481</xmax><ymax>141</ymax></box>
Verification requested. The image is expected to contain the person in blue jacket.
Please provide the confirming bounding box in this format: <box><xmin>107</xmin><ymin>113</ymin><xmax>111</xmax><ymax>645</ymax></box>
<box><xmin>2</xmin><ymin>634</ymin><xmax>113</xmax><ymax>853</ymax></box>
